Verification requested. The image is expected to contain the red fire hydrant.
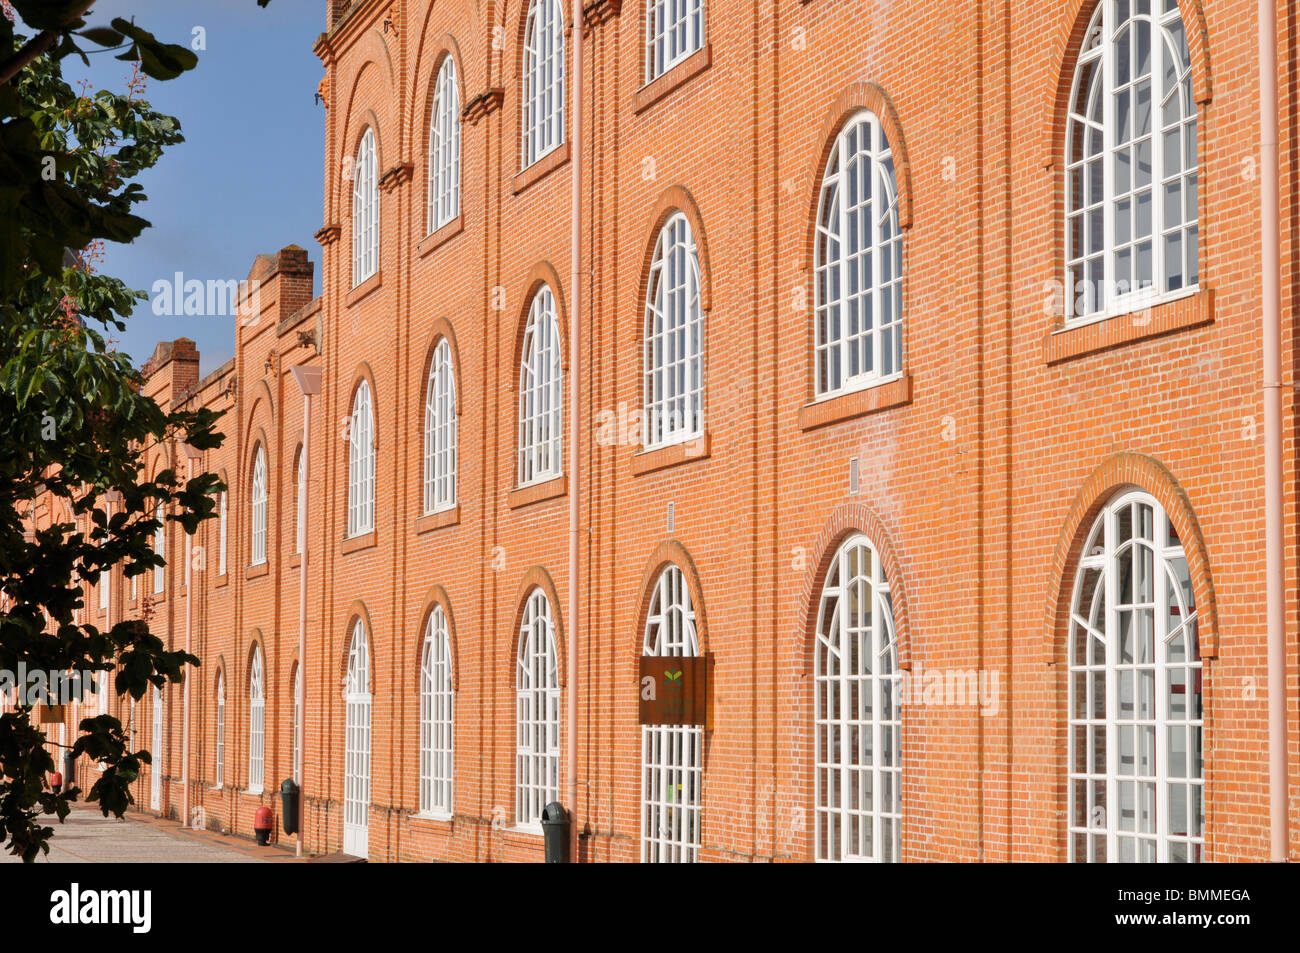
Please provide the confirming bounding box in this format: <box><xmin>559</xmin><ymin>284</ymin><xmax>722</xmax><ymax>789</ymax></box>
<box><xmin>254</xmin><ymin>806</ymin><xmax>274</xmax><ymax>846</ymax></box>
<box><xmin>50</xmin><ymin>771</ymin><xmax>63</xmax><ymax>795</ymax></box>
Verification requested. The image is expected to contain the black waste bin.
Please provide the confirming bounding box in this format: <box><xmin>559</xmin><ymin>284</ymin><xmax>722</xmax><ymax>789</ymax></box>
<box><xmin>541</xmin><ymin>802</ymin><xmax>568</xmax><ymax>863</ymax></box>
<box><xmin>280</xmin><ymin>778</ymin><xmax>299</xmax><ymax>836</ymax></box>
<box><xmin>63</xmin><ymin>751</ymin><xmax>77</xmax><ymax>792</ymax></box>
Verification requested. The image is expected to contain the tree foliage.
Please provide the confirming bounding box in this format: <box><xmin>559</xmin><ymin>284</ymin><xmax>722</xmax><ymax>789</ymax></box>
<box><xmin>0</xmin><ymin>1</ymin><xmax>269</xmax><ymax>861</ymax></box>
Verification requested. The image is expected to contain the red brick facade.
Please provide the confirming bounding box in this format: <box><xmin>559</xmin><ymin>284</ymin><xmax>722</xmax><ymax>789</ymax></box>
<box><xmin>39</xmin><ymin>0</ymin><xmax>1300</xmax><ymax>861</ymax></box>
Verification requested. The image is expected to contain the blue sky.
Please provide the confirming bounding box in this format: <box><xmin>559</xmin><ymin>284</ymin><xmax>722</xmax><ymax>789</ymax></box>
<box><xmin>51</xmin><ymin>1</ymin><xmax>326</xmax><ymax>377</ymax></box>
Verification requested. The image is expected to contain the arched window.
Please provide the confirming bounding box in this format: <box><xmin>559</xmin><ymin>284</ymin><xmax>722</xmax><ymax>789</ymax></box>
<box><xmin>214</xmin><ymin>671</ymin><xmax>226</xmax><ymax>788</ymax></box>
<box><xmin>153</xmin><ymin>502</ymin><xmax>165</xmax><ymax>594</ymax></box>
<box><xmin>248</xmin><ymin>647</ymin><xmax>265</xmax><ymax>793</ymax></box>
<box><xmin>348</xmin><ymin>379</ymin><xmax>375</xmax><ymax>538</ymax></box>
<box><xmin>294</xmin><ymin>446</ymin><xmax>304</xmax><ymax>556</ymax></box>
<box><xmin>516</xmin><ymin>588</ymin><xmax>560</xmax><ymax>829</ymax></box>
<box><xmin>424</xmin><ymin>339</ymin><xmax>458</xmax><ymax>514</ymax></box>
<box><xmin>641</xmin><ymin>565</ymin><xmax>703</xmax><ymax>862</ymax></box>
<box><xmin>420</xmin><ymin>605</ymin><xmax>455</xmax><ymax>816</ymax></box>
<box><xmin>518</xmin><ymin>287</ymin><xmax>564</xmax><ymax>486</ymax></box>
<box><xmin>218</xmin><ymin>489</ymin><xmax>228</xmax><ymax>575</ymax></box>
<box><xmin>1065</xmin><ymin>0</ymin><xmax>1198</xmax><ymax>320</ymax></box>
<box><xmin>814</xmin><ymin>533</ymin><xmax>900</xmax><ymax>862</ymax></box>
<box><xmin>343</xmin><ymin>619</ymin><xmax>372</xmax><ymax>857</ymax></box>
<box><xmin>290</xmin><ymin>663</ymin><xmax>301</xmax><ymax>783</ymax></box>
<box><xmin>429</xmin><ymin>57</ymin><xmax>461</xmax><ymax>232</ymax></box>
<box><xmin>352</xmin><ymin>127</ymin><xmax>378</xmax><ymax>286</ymax></box>
<box><xmin>646</xmin><ymin>0</ymin><xmax>705</xmax><ymax>81</ymax></box>
<box><xmin>814</xmin><ymin>110</ymin><xmax>903</xmax><ymax>398</ymax></box>
<box><xmin>1067</xmin><ymin>490</ymin><xmax>1203</xmax><ymax>862</ymax></box>
<box><xmin>644</xmin><ymin>212</ymin><xmax>704</xmax><ymax>448</ymax></box>
<box><xmin>522</xmin><ymin>0</ymin><xmax>565</xmax><ymax>167</ymax></box>
<box><xmin>250</xmin><ymin>445</ymin><xmax>267</xmax><ymax>566</ymax></box>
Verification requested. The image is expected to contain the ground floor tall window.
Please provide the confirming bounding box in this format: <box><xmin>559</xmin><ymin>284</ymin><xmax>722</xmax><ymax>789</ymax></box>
<box><xmin>641</xmin><ymin>565</ymin><xmax>703</xmax><ymax>862</ymax></box>
<box><xmin>814</xmin><ymin>533</ymin><xmax>901</xmax><ymax>862</ymax></box>
<box><xmin>1068</xmin><ymin>490</ymin><xmax>1203</xmax><ymax>862</ymax></box>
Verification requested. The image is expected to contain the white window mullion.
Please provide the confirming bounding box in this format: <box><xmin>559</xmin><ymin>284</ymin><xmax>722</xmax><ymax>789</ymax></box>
<box><xmin>870</xmin><ymin>126</ymin><xmax>885</xmax><ymax>384</ymax></box>
<box><xmin>835</xmin><ymin>143</ymin><xmax>850</xmax><ymax>392</ymax></box>
<box><xmin>1101</xmin><ymin>9</ymin><xmax>1116</xmax><ymax>316</ymax></box>
<box><xmin>1153</xmin><ymin>510</ymin><xmax>1171</xmax><ymax>862</ymax></box>
<box><xmin>1104</xmin><ymin>503</ymin><xmax>1118</xmax><ymax>863</ymax></box>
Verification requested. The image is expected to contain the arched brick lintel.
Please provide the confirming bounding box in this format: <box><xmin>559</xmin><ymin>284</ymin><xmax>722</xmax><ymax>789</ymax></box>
<box><xmin>795</xmin><ymin>500</ymin><xmax>914</xmax><ymax>672</ymax></box>
<box><xmin>1043</xmin><ymin>451</ymin><xmax>1220</xmax><ymax>662</ymax></box>
<box><xmin>1042</xmin><ymin>0</ymin><xmax>1213</xmax><ymax>170</ymax></box>
<box><xmin>510</xmin><ymin>566</ymin><xmax>568</xmax><ymax>688</ymax></box>
<box><xmin>415</xmin><ymin>584</ymin><xmax>461</xmax><ymax>693</ymax></box>
<box><xmin>631</xmin><ymin>539</ymin><xmax>711</xmax><ymax>657</ymax></box>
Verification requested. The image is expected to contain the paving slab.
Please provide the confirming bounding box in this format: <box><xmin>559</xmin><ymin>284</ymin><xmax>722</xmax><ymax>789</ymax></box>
<box><xmin>0</xmin><ymin>805</ymin><xmax>299</xmax><ymax>864</ymax></box>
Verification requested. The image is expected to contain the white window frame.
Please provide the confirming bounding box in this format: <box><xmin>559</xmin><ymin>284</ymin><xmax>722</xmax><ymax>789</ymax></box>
<box><xmin>1067</xmin><ymin>489</ymin><xmax>1204</xmax><ymax>863</ymax></box>
<box><xmin>150</xmin><ymin>683</ymin><xmax>163</xmax><ymax>810</ymax></box>
<box><xmin>247</xmin><ymin>648</ymin><xmax>265</xmax><ymax>794</ymax></box>
<box><xmin>419</xmin><ymin>605</ymin><xmax>455</xmax><ymax>818</ymax></box>
<box><xmin>644</xmin><ymin>212</ymin><xmax>704</xmax><ymax>449</ymax></box>
<box><xmin>250</xmin><ymin>446</ymin><xmax>267</xmax><ymax>566</ymax></box>
<box><xmin>153</xmin><ymin>502</ymin><xmax>165</xmax><ymax>594</ymax></box>
<box><xmin>515</xmin><ymin>588</ymin><xmax>560</xmax><ymax>831</ymax></box>
<box><xmin>814</xmin><ymin>110</ymin><xmax>904</xmax><ymax>399</ymax></box>
<box><xmin>98</xmin><ymin>555</ymin><xmax>109</xmax><ymax>610</ymax></box>
<box><xmin>814</xmin><ymin>533</ymin><xmax>901</xmax><ymax>862</ymax></box>
<box><xmin>344</xmin><ymin>619</ymin><xmax>372</xmax><ymax>857</ymax></box>
<box><xmin>517</xmin><ymin>286</ymin><xmax>564</xmax><ymax>487</ymax></box>
<box><xmin>522</xmin><ymin>0</ymin><xmax>565</xmax><ymax>168</ymax></box>
<box><xmin>424</xmin><ymin>339</ymin><xmax>458</xmax><ymax>514</ymax></box>
<box><xmin>429</xmin><ymin>56</ymin><xmax>461</xmax><ymax>232</ymax></box>
<box><xmin>1064</xmin><ymin>0</ymin><xmax>1199</xmax><ymax>323</ymax></box>
<box><xmin>640</xmin><ymin>566</ymin><xmax>703</xmax><ymax>863</ymax></box>
<box><xmin>218</xmin><ymin>490</ymin><xmax>228</xmax><ymax>575</ymax></box>
<box><xmin>351</xmin><ymin>127</ymin><xmax>379</xmax><ymax>287</ymax></box>
<box><xmin>646</xmin><ymin>0</ymin><xmax>705</xmax><ymax>82</ymax></box>
<box><xmin>347</xmin><ymin>379</ymin><xmax>376</xmax><ymax>538</ymax></box>
<box><xmin>214</xmin><ymin>672</ymin><xmax>226</xmax><ymax>788</ymax></box>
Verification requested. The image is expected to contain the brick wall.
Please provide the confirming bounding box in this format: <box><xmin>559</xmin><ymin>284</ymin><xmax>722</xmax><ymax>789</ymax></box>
<box><xmin>46</xmin><ymin>0</ymin><xmax>1300</xmax><ymax>862</ymax></box>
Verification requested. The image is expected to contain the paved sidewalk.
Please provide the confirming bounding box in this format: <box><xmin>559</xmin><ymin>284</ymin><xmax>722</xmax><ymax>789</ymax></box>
<box><xmin>0</xmin><ymin>805</ymin><xmax>302</xmax><ymax>864</ymax></box>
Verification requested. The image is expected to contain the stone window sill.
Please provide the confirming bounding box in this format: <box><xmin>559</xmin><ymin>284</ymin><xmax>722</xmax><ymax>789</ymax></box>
<box><xmin>418</xmin><ymin>216</ymin><xmax>463</xmax><ymax>257</ymax></box>
<box><xmin>345</xmin><ymin>270</ymin><xmax>382</xmax><ymax>308</ymax></box>
<box><xmin>513</xmin><ymin>141</ymin><xmax>570</xmax><ymax>195</ymax></box>
<box><xmin>246</xmin><ymin>562</ymin><xmax>268</xmax><ymax>580</ymax></box>
<box><xmin>634</xmin><ymin>44</ymin><xmax>712</xmax><ymax>115</ymax></box>
<box><xmin>798</xmin><ymin>374</ymin><xmax>913</xmax><ymax>430</ymax></box>
<box><xmin>632</xmin><ymin>434</ymin><xmax>711</xmax><ymax>476</ymax></box>
<box><xmin>412</xmin><ymin>811</ymin><xmax>454</xmax><ymax>832</ymax></box>
<box><xmin>507</xmin><ymin>475</ymin><xmax>566</xmax><ymax>509</ymax></box>
<box><xmin>1044</xmin><ymin>288</ymin><xmax>1214</xmax><ymax>364</ymax></box>
<box><xmin>415</xmin><ymin>506</ymin><xmax>460</xmax><ymax>534</ymax></box>
<box><xmin>341</xmin><ymin>530</ymin><xmax>377</xmax><ymax>556</ymax></box>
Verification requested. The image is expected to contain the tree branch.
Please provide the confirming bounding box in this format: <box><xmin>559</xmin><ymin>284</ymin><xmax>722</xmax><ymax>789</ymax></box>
<box><xmin>0</xmin><ymin>1</ymin><xmax>97</xmax><ymax>86</ymax></box>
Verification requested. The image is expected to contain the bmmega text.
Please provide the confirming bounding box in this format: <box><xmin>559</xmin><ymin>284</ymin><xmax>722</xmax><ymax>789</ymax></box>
<box><xmin>1119</xmin><ymin>890</ymin><xmax>1252</xmax><ymax>904</ymax></box>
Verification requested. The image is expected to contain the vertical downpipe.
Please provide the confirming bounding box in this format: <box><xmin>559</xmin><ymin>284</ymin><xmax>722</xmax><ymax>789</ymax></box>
<box><xmin>182</xmin><ymin>456</ymin><xmax>194</xmax><ymax>828</ymax></box>
<box><xmin>298</xmin><ymin>389</ymin><xmax>311</xmax><ymax>858</ymax></box>
<box><xmin>1259</xmin><ymin>0</ymin><xmax>1288</xmax><ymax>863</ymax></box>
<box><xmin>567</xmin><ymin>3</ymin><xmax>584</xmax><ymax>861</ymax></box>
